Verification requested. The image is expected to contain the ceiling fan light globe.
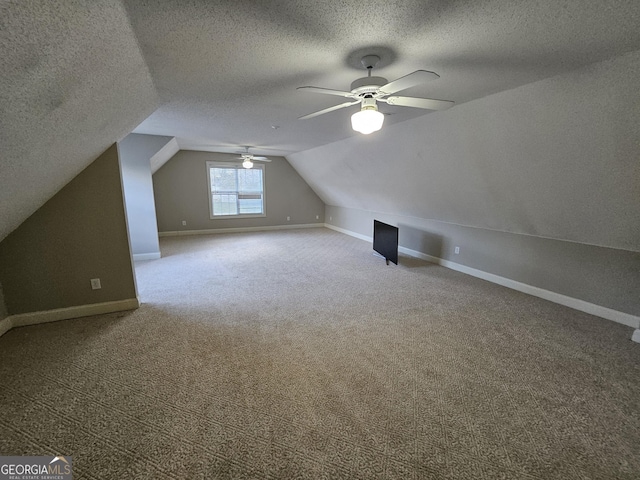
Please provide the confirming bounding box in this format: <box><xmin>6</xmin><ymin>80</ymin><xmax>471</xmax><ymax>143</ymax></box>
<box><xmin>351</xmin><ymin>109</ymin><xmax>384</xmax><ymax>134</ymax></box>
<box><xmin>242</xmin><ymin>159</ymin><xmax>253</xmax><ymax>169</ymax></box>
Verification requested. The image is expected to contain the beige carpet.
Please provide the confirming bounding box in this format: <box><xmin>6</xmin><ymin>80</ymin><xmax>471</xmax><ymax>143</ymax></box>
<box><xmin>1</xmin><ymin>228</ymin><xmax>639</xmax><ymax>479</ymax></box>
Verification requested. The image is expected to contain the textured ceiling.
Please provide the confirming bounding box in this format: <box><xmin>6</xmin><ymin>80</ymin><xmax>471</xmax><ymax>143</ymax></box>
<box><xmin>0</xmin><ymin>0</ymin><xmax>157</xmax><ymax>241</ymax></box>
<box><xmin>127</xmin><ymin>0</ymin><xmax>640</xmax><ymax>155</ymax></box>
<box><xmin>288</xmin><ymin>50</ymin><xmax>640</xmax><ymax>251</ymax></box>
<box><xmin>1</xmin><ymin>0</ymin><xmax>640</xmax><ymax>242</ymax></box>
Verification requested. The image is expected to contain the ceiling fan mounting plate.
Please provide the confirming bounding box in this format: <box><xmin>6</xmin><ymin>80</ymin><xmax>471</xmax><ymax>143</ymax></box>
<box><xmin>345</xmin><ymin>46</ymin><xmax>396</xmax><ymax>71</ymax></box>
<box><xmin>360</xmin><ymin>55</ymin><xmax>381</xmax><ymax>70</ymax></box>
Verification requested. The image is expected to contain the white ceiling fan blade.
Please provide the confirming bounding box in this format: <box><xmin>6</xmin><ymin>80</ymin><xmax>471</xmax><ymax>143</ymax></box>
<box><xmin>297</xmin><ymin>86</ymin><xmax>357</xmax><ymax>98</ymax></box>
<box><xmin>234</xmin><ymin>154</ymin><xmax>271</xmax><ymax>162</ymax></box>
<box><xmin>378</xmin><ymin>70</ymin><xmax>440</xmax><ymax>95</ymax></box>
<box><xmin>382</xmin><ymin>96</ymin><xmax>454</xmax><ymax>110</ymax></box>
<box><xmin>299</xmin><ymin>100</ymin><xmax>361</xmax><ymax>120</ymax></box>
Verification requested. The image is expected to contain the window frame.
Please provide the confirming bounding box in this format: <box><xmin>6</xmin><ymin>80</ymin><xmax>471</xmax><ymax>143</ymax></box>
<box><xmin>206</xmin><ymin>161</ymin><xmax>266</xmax><ymax>219</ymax></box>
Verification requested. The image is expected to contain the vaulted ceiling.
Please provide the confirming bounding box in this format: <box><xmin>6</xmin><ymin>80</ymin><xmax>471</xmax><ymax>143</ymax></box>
<box><xmin>2</xmin><ymin>0</ymin><xmax>640</xmax><ymax>242</ymax></box>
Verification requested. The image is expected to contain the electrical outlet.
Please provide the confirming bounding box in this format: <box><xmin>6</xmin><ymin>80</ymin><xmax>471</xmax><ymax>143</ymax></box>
<box><xmin>329</xmin><ymin>216</ymin><xmax>332</xmax><ymax>221</ymax></box>
<box><xmin>182</xmin><ymin>220</ymin><xmax>187</xmax><ymax>226</ymax></box>
<box><xmin>287</xmin><ymin>216</ymin><xmax>290</xmax><ymax>221</ymax></box>
<box><xmin>316</xmin><ymin>215</ymin><xmax>319</xmax><ymax>220</ymax></box>
<box><xmin>454</xmin><ymin>246</ymin><xmax>460</xmax><ymax>254</ymax></box>
<box><xmin>90</xmin><ymin>278</ymin><xmax>101</xmax><ymax>290</ymax></box>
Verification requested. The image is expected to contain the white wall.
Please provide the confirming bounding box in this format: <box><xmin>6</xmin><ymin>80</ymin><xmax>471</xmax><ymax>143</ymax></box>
<box><xmin>119</xmin><ymin>134</ymin><xmax>175</xmax><ymax>260</ymax></box>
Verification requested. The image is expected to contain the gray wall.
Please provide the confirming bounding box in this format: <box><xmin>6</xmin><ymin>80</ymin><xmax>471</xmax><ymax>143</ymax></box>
<box><xmin>0</xmin><ymin>145</ymin><xmax>137</xmax><ymax>315</ymax></box>
<box><xmin>0</xmin><ymin>283</ymin><xmax>7</xmax><ymax>320</ymax></box>
<box><xmin>153</xmin><ymin>151</ymin><xmax>325</xmax><ymax>232</ymax></box>
<box><xmin>288</xmin><ymin>50</ymin><xmax>640</xmax><ymax>319</ymax></box>
<box><xmin>326</xmin><ymin>206</ymin><xmax>640</xmax><ymax>317</ymax></box>
<box><xmin>118</xmin><ymin>133</ymin><xmax>174</xmax><ymax>257</ymax></box>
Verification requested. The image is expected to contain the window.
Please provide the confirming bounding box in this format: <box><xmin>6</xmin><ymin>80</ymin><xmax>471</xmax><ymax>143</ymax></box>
<box><xmin>207</xmin><ymin>162</ymin><xmax>265</xmax><ymax>218</ymax></box>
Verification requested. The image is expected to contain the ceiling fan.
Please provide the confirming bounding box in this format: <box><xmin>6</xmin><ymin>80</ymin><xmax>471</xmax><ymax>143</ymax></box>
<box><xmin>235</xmin><ymin>147</ymin><xmax>272</xmax><ymax>169</ymax></box>
<box><xmin>297</xmin><ymin>55</ymin><xmax>454</xmax><ymax>134</ymax></box>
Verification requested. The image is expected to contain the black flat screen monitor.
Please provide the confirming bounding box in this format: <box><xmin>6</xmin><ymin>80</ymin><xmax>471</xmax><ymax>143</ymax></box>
<box><xmin>373</xmin><ymin>220</ymin><xmax>398</xmax><ymax>265</ymax></box>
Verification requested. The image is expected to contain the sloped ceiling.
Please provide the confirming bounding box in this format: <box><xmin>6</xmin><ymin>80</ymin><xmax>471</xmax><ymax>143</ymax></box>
<box><xmin>288</xmin><ymin>50</ymin><xmax>640</xmax><ymax>251</ymax></box>
<box><xmin>126</xmin><ymin>0</ymin><xmax>640</xmax><ymax>154</ymax></box>
<box><xmin>0</xmin><ymin>0</ymin><xmax>158</xmax><ymax>241</ymax></box>
<box><xmin>1</xmin><ymin>0</ymin><xmax>640</xmax><ymax>243</ymax></box>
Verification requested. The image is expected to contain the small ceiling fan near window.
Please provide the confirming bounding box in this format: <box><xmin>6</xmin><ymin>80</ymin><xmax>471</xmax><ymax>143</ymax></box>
<box><xmin>297</xmin><ymin>55</ymin><xmax>454</xmax><ymax>134</ymax></box>
<box><xmin>235</xmin><ymin>147</ymin><xmax>272</xmax><ymax>169</ymax></box>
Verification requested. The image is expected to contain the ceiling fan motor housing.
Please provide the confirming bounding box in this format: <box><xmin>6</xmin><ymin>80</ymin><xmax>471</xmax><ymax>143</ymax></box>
<box><xmin>350</xmin><ymin>76</ymin><xmax>388</xmax><ymax>94</ymax></box>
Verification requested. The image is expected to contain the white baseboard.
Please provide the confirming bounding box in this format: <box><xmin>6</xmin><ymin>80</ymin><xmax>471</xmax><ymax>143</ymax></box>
<box><xmin>133</xmin><ymin>252</ymin><xmax>161</xmax><ymax>261</ymax></box>
<box><xmin>159</xmin><ymin>223</ymin><xmax>324</xmax><ymax>237</ymax></box>
<box><xmin>0</xmin><ymin>298</ymin><xmax>139</xmax><ymax>338</ymax></box>
<box><xmin>328</xmin><ymin>224</ymin><xmax>640</xmax><ymax>332</ymax></box>
<box><xmin>325</xmin><ymin>223</ymin><xmax>371</xmax><ymax>242</ymax></box>
<box><xmin>400</xmin><ymin>246</ymin><xmax>640</xmax><ymax>330</ymax></box>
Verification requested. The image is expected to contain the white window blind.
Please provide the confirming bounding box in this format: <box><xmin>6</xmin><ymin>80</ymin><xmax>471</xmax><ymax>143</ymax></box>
<box><xmin>207</xmin><ymin>162</ymin><xmax>265</xmax><ymax>218</ymax></box>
